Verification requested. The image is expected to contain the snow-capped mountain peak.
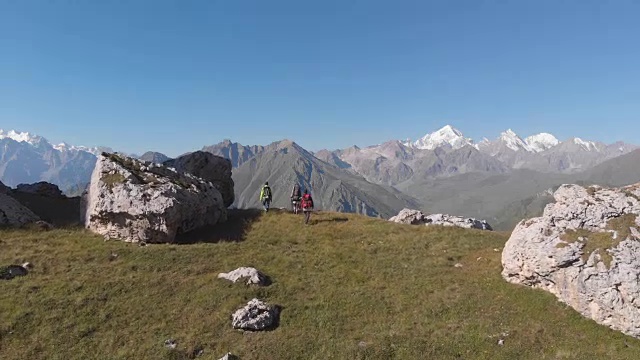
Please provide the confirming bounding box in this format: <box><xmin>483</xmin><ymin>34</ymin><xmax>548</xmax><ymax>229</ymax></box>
<box><xmin>524</xmin><ymin>133</ymin><xmax>559</xmax><ymax>153</ymax></box>
<box><xmin>498</xmin><ymin>129</ymin><xmax>532</xmax><ymax>152</ymax></box>
<box><xmin>414</xmin><ymin>125</ymin><xmax>474</xmax><ymax>150</ymax></box>
<box><xmin>0</xmin><ymin>129</ymin><xmax>44</xmax><ymax>145</ymax></box>
<box><xmin>573</xmin><ymin>137</ymin><xmax>600</xmax><ymax>152</ymax></box>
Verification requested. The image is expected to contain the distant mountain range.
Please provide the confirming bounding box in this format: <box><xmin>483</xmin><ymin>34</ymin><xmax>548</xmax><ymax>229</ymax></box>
<box><xmin>1</xmin><ymin>125</ymin><xmax>638</xmax><ymax>229</ymax></box>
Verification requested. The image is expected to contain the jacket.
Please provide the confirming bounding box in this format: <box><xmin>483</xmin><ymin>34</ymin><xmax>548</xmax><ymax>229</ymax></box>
<box><xmin>301</xmin><ymin>193</ymin><xmax>314</xmax><ymax>209</ymax></box>
<box><xmin>260</xmin><ymin>185</ymin><xmax>272</xmax><ymax>201</ymax></box>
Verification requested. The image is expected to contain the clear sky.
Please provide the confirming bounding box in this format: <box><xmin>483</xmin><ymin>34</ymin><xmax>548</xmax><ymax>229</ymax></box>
<box><xmin>1</xmin><ymin>0</ymin><xmax>639</xmax><ymax>157</ymax></box>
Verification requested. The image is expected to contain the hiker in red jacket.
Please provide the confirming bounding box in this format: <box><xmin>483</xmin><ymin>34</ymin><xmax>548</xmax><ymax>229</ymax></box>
<box><xmin>300</xmin><ymin>189</ymin><xmax>314</xmax><ymax>224</ymax></box>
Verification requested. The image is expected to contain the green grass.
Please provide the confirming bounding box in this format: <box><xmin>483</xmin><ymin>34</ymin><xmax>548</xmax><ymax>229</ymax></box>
<box><xmin>560</xmin><ymin>214</ymin><xmax>638</xmax><ymax>268</ymax></box>
<box><xmin>2</xmin><ymin>211</ymin><xmax>640</xmax><ymax>359</ymax></box>
<box><xmin>101</xmin><ymin>173</ymin><xmax>126</xmax><ymax>190</ymax></box>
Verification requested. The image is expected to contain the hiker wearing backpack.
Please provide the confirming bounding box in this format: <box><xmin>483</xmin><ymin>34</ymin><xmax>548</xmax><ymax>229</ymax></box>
<box><xmin>301</xmin><ymin>189</ymin><xmax>314</xmax><ymax>224</ymax></box>
<box><xmin>260</xmin><ymin>181</ymin><xmax>272</xmax><ymax>212</ymax></box>
<box><xmin>290</xmin><ymin>183</ymin><xmax>302</xmax><ymax>214</ymax></box>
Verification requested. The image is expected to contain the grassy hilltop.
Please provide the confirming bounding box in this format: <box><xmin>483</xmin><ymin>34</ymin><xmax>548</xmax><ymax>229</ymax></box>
<box><xmin>2</xmin><ymin>211</ymin><xmax>640</xmax><ymax>359</ymax></box>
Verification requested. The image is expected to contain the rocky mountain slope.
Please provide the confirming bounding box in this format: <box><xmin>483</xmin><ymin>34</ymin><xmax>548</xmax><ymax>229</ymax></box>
<box><xmin>232</xmin><ymin>140</ymin><xmax>419</xmax><ymax>218</ymax></box>
<box><xmin>2</xmin><ymin>126</ymin><xmax>637</xmax><ymax>225</ymax></box>
<box><xmin>202</xmin><ymin>139</ymin><xmax>265</xmax><ymax>168</ymax></box>
<box><xmin>0</xmin><ymin>129</ymin><xmax>108</xmax><ymax>194</ymax></box>
<box><xmin>322</xmin><ymin>125</ymin><xmax>638</xmax><ymax>187</ymax></box>
<box><xmin>138</xmin><ymin>151</ymin><xmax>171</xmax><ymax>163</ymax></box>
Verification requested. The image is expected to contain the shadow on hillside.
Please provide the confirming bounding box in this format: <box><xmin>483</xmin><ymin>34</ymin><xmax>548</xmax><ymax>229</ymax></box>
<box><xmin>313</xmin><ymin>216</ymin><xmax>349</xmax><ymax>224</ymax></box>
<box><xmin>175</xmin><ymin>208</ymin><xmax>262</xmax><ymax>244</ymax></box>
<box><xmin>10</xmin><ymin>191</ymin><xmax>82</xmax><ymax>227</ymax></box>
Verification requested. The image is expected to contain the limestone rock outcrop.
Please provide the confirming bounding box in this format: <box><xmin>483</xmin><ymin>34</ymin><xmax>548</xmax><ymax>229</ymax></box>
<box><xmin>502</xmin><ymin>182</ymin><xmax>640</xmax><ymax>338</ymax></box>
<box><xmin>425</xmin><ymin>213</ymin><xmax>493</xmax><ymax>230</ymax></box>
<box><xmin>82</xmin><ymin>153</ymin><xmax>227</xmax><ymax>243</ymax></box>
<box><xmin>389</xmin><ymin>208</ymin><xmax>425</xmax><ymax>224</ymax></box>
<box><xmin>231</xmin><ymin>298</ymin><xmax>279</xmax><ymax>331</ymax></box>
<box><xmin>0</xmin><ymin>193</ymin><xmax>40</xmax><ymax>226</ymax></box>
<box><xmin>16</xmin><ymin>181</ymin><xmax>64</xmax><ymax>198</ymax></box>
<box><xmin>218</xmin><ymin>267</ymin><xmax>269</xmax><ymax>286</ymax></box>
<box><xmin>163</xmin><ymin>151</ymin><xmax>234</xmax><ymax>207</ymax></box>
<box><xmin>389</xmin><ymin>208</ymin><xmax>493</xmax><ymax>230</ymax></box>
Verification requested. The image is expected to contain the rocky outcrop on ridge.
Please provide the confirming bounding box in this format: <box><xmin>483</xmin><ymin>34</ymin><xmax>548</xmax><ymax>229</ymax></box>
<box><xmin>82</xmin><ymin>153</ymin><xmax>227</xmax><ymax>243</ymax></box>
<box><xmin>0</xmin><ymin>192</ymin><xmax>40</xmax><ymax>227</ymax></box>
<box><xmin>425</xmin><ymin>213</ymin><xmax>493</xmax><ymax>230</ymax></box>
<box><xmin>502</xmin><ymin>182</ymin><xmax>640</xmax><ymax>338</ymax></box>
<box><xmin>0</xmin><ymin>180</ymin><xmax>9</xmax><ymax>194</ymax></box>
<box><xmin>164</xmin><ymin>151</ymin><xmax>234</xmax><ymax>207</ymax></box>
<box><xmin>388</xmin><ymin>208</ymin><xmax>425</xmax><ymax>224</ymax></box>
<box><xmin>389</xmin><ymin>208</ymin><xmax>493</xmax><ymax>230</ymax></box>
<box><xmin>16</xmin><ymin>181</ymin><xmax>65</xmax><ymax>198</ymax></box>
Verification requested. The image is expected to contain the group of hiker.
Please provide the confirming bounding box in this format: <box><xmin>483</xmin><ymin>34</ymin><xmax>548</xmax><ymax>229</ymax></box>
<box><xmin>259</xmin><ymin>181</ymin><xmax>315</xmax><ymax>224</ymax></box>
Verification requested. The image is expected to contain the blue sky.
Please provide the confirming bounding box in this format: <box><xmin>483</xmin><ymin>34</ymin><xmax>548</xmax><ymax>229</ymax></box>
<box><xmin>1</xmin><ymin>0</ymin><xmax>639</xmax><ymax>157</ymax></box>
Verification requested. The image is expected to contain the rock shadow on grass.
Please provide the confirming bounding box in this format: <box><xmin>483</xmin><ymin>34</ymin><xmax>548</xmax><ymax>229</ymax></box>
<box><xmin>174</xmin><ymin>208</ymin><xmax>262</xmax><ymax>244</ymax></box>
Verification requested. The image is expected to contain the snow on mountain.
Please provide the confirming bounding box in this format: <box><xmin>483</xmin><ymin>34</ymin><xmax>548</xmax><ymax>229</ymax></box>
<box><xmin>413</xmin><ymin>125</ymin><xmax>475</xmax><ymax>150</ymax></box>
<box><xmin>0</xmin><ymin>129</ymin><xmax>43</xmax><ymax>145</ymax></box>
<box><xmin>573</xmin><ymin>137</ymin><xmax>600</xmax><ymax>152</ymax></box>
<box><xmin>499</xmin><ymin>129</ymin><xmax>532</xmax><ymax>152</ymax></box>
<box><xmin>0</xmin><ymin>129</ymin><xmax>106</xmax><ymax>154</ymax></box>
<box><xmin>525</xmin><ymin>133</ymin><xmax>559</xmax><ymax>153</ymax></box>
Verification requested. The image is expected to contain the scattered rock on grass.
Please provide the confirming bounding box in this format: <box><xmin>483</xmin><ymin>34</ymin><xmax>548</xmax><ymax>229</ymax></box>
<box><xmin>218</xmin><ymin>353</ymin><xmax>238</xmax><ymax>360</ymax></box>
<box><xmin>164</xmin><ymin>339</ymin><xmax>177</xmax><ymax>349</ymax></box>
<box><xmin>231</xmin><ymin>298</ymin><xmax>280</xmax><ymax>331</ymax></box>
<box><xmin>218</xmin><ymin>267</ymin><xmax>269</xmax><ymax>286</ymax></box>
<box><xmin>34</xmin><ymin>220</ymin><xmax>54</xmax><ymax>231</ymax></box>
<box><xmin>0</xmin><ymin>262</ymin><xmax>32</xmax><ymax>280</ymax></box>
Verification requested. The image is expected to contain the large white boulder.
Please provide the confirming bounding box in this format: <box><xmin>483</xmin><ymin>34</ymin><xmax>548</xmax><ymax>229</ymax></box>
<box><xmin>502</xmin><ymin>183</ymin><xmax>640</xmax><ymax>338</ymax></box>
<box><xmin>82</xmin><ymin>153</ymin><xmax>227</xmax><ymax>243</ymax></box>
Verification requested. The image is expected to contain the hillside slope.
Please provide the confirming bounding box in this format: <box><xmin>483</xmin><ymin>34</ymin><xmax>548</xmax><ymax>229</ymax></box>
<box><xmin>2</xmin><ymin>211</ymin><xmax>640</xmax><ymax>359</ymax></box>
<box><xmin>232</xmin><ymin>140</ymin><xmax>419</xmax><ymax>218</ymax></box>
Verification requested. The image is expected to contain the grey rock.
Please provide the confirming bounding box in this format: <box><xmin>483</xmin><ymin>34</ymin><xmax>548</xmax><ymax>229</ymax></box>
<box><xmin>82</xmin><ymin>153</ymin><xmax>227</xmax><ymax>243</ymax></box>
<box><xmin>0</xmin><ymin>192</ymin><xmax>40</xmax><ymax>226</ymax></box>
<box><xmin>388</xmin><ymin>209</ymin><xmax>493</xmax><ymax>230</ymax></box>
<box><xmin>389</xmin><ymin>208</ymin><xmax>425</xmax><ymax>224</ymax></box>
<box><xmin>218</xmin><ymin>267</ymin><xmax>269</xmax><ymax>286</ymax></box>
<box><xmin>164</xmin><ymin>151</ymin><xmax>234</xmax><ymax>208</ymax></box>
<box><xmin>231</xmin><ymin>298</ymin><xmax>279</xmax><ymax>331</ymax></box>
<box><xmin>425</xmin><ymin>213</ymin><xmax>493</xmax><ymax>230</ymax></box>
<box><xmin>0</xmin><ymin>263</ymin><xmax>30</xmax><ymax>280</ymax></box>
<box><xmin>15</xmin><ymin>181</ymin><xmax>64</xmax><ymax>198</ymax></box>
<box><xmin>502</xmin><ymin>182</ymin><xmax>640</xmax><ymax>338</ymax></box>
<box><xmin>34</xmin><ymin>220</ymin><xmax>54</xmax><ymax>231</ymax></box>
<box><xmin>0</xmin><ymin>180</ymin><xmax>9</xmax><ymax>194</ymax></box>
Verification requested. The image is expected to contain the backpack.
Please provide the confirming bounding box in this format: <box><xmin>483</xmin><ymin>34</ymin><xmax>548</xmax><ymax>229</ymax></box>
<box><xmin>263</xmin><ymin>186</ymin><xmax>271</xmax><ymax>199</ymax></box>
<box><xmin>293</xmin><ymin>185</ymin><xmax>301</xmax><ymax>198</ymax></box>
<box><xmin>301</xmin><ymin>193</ymin><xmax>313</xmax><ymax>209</ymax></box>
